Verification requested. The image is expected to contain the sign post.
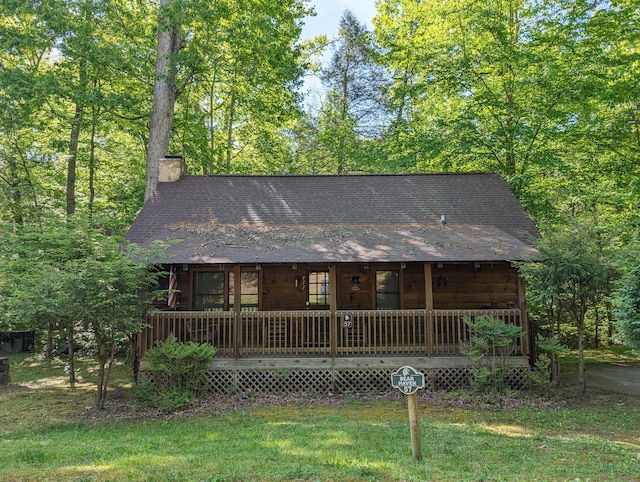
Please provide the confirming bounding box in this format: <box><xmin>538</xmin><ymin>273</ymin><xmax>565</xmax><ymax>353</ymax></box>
<box><xmin>391</xmin><ymin>366</ymin><xmax>426</xmax><ymax>461</ymax></box>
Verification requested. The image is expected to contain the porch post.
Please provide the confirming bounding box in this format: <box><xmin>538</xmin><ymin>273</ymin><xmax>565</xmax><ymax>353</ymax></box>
<box><xmin>516</xmin><ymin>274</ymin><xmax>530</xmax><ymax>356</ymax></box>
<box><xmin>329</xmin><ymin>264</ymin><xmax>338</xmax><ymax>358</ymax></box>
<box><xmin>233</xmin><ymin>265</ymin><xmax>242</xmax><ymax>357</ymax></box>
<box><xmin>424</xmin><ymin>263</ymin><xmax>434</xmax><ymax>356</ymax></box>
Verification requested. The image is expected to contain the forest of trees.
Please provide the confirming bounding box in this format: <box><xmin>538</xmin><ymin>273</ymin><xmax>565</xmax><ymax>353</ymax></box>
<box><xmin>1</xmin><ymin>0</ymin><xmax>639</xmax><ymax>365</ymax></box>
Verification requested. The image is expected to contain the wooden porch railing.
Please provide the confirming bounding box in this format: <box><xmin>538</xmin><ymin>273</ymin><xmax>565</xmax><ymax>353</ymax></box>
<box><xmin>138</xmin><ymin>309</ymin><xmax>527</xmax><ymax>358</ymax></box>
<box><xmin>431</xmin><ymin>309</ymin><xmax>526</xmax><ymax>356</ymax></box>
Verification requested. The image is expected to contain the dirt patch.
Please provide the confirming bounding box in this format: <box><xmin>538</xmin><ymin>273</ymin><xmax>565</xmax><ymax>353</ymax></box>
<box><xmin>72</xmin><ymin>387</ymin><xmax>575</xmax><ymax>425</ymax></box>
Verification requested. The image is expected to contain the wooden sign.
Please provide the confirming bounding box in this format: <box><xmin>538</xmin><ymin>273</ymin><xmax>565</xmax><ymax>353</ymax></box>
<box><xmin>391</xmin><ymin>366</ymin><xmax>425</xmax><ymax>461</ymax></box>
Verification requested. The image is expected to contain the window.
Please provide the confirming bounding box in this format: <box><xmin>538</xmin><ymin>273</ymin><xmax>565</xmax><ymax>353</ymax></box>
<box><xmin>376</xmin><ymin>270</ymin><xmax>400</xmax><ymax>309</ymax></box>
<box><xmin>308</xmin><ymin>271</ymin><xmax>330</xmax><ymax>306</ymax></box>
<box><xmin>229</xmin><ymin>271</ymin><xmax>259</xmax><ymax>311</ymax></box>
<box><xmin>194</xmin><ymin>270</ymin><xmax>260</xmax><ymax>311</ymax></box>
<box><xmin>193</xmin><ymin>272</ymin><xmax>225</xmax><ymax>311</ymax></box>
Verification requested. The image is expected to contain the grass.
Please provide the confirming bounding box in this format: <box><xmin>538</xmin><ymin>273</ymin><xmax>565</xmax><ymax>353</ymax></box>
<box><xmin>1</xmin><ymin>352</ymin><xmax>639</xmax><ymax>481</ymax></box>
<box><xmin>561</xmin><ymin>345</ymin><xmax>640</xmax><ymax>365</ymax></box>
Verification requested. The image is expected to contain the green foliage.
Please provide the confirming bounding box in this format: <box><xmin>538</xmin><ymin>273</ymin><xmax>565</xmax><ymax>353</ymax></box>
<box><xmin>530</xmin><ymin>353</ymin><xmax>552</xmax><ymax>392</ymax></box>
<box><xmin>612</xmin><ymin>247</ymin><xmax>640</xmax><ymax>352</ymax></box>
<box><xmin>0</xmin><ymin>215</ymin><xmax>163</xmax><ymax>407</ymax></box>
<box><xmin>314</xmin><ymin>10</ymin><xmax>389</xmax><ymax>174</ymax></box>
<box><xmin>0</xmin><ymin>0</ymin><xmax>152</xmax><ymax>223</ymax></box>
<box><xmin>530</xmin><ymin>335</ymin><xmax>566</xmax><ymax>393</ymax></box>
<box><xmin>140</xmin><ymin>335</ymin><xmax>216</xmax><ymax>411</ymax></box>
<box><xmin>519</xmin><ymin>220</ymin><xmax>618</xmax><ymax>394</ymax></box>
<box><xmin>164</xmin><ymin>0</ymin><xmax>310</xmax><ymax>176</ymax></box>
<box><xmin>460</xmin><ymin>315</ymin><xmax>522</xmax><ymax>394</ymax></box>
<box><xmin>522</xmin><ymin>221</ymin><xmax>617</xmax><ymax>329</ymax></box>
<box><xmin>535</xmin><ymin>334</ymin><xmax>566</xmax><ymax>357</ymax></box>
<box><xmin>372</xmin><ymin>0</ymin><xmax>640</xmax><ymax>232</ymax></box>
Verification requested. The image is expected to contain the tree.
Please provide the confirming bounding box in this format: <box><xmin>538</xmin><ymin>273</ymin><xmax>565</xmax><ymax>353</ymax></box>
<box><xmin>373</xmin><ymin>0</ymin><xmax>588</xmax><ymax>217</ymax></box>
<box><xmin>372</xmin><ymin>0</ymin><xmax>640</xmax><ymax>232</ymax></box>
<box><xmin>0</xmin><ymin>219</ymin><xmax>99</xmax><ymax>382</ymax></box>
<box><xmin>520</xmin><ymin>221</ymin><xmax>617</xmax><ymax>395</ymax></box>
<box><xmin>613</xmin><ymin>243</ymin><xmax>640</xmax><ymax>352</ymax></box>
<box><xmin>69</xmin><ymin>242</ymin><xmax>162</xmax><ymax>409</ymax></box>
<box><xmin>317</xmin><ymin>10</ymin><xmax>389</xmax><ymax>173</ymax></box>
<box><xmin>144</xmin><ymin>0</ymin><xmax>182</xmax><ymax>201</ymax></box>
<box><xmin>0</xmin><ymin>0</ymin><xmax>155</xmax><ymax>223</ymax></box>
<box><xmin>144</xmin><ymin>0</ymin><xmax>310</xmax><ymax>193</ymax></box>
<box><xmin>174</xmin><ymin>0</ymin><xmax>309</xmax><ymax>175</ymax></box>
<box><xmin>0</xmin><ymin>217</ymin><xmax>162</xmax><ymax>408</ymax></box>
<box><xmin>460</xmin><ymin>315</ymin><xmax>523</xmax><ymax>393</ymax></box>
<box><xmin>0</xmin><ymin>0</ymin><xmax>58</xmax><ymax>225</ymax></box>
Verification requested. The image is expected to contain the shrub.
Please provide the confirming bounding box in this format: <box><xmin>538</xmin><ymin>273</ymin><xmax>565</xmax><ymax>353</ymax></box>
<box><xmin>460</xmin><ymin>315</ymin><xmax>522</xmax><ymax>394</ymax></box>
<box><xmin>136</xmin><ymin>336</ymin><xmax>216</xmax><ymax>411</ymax></box>
<box><xmin>530</xmin><ymin>335</ymin><xmax>566</xmax><ymax>394</ymax></box>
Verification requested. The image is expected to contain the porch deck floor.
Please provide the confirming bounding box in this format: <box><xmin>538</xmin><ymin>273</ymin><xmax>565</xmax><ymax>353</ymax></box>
<box><xmin>206</xmin><ymin>355</ymin><xmax>531</xmax><ymax>370</ymax></box>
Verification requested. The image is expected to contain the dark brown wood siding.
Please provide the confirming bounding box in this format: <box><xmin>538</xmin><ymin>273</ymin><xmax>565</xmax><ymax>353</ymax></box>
<box><xmin>431</xmin><ymin>262</ymin><xmax>518</xmax><ymax>310</ymax></box>
<box><xmin>155</xmin><ymin>261</ymin><xmax>519</xmax><ymax>313</ymax></box>
<box><xmin>336</xmin><ymin>264</ymin><xmax>374</xmax><ymax>310</ymax></box>
<box><xmin>403</xmin><ymin>263</ymin><xmax>427</xmax><ymax>309</ymax></box>
<box><xmin>261</xmin><ymin>264</ymin><xmax>307</xmax><ymax>310</ymax></box>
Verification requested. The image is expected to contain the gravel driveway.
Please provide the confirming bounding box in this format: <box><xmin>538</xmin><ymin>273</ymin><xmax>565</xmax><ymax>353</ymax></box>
<box><xmin>562</xmin><ymin>361</ymin><xmax>640</xmax><ymax>397</ymax></box>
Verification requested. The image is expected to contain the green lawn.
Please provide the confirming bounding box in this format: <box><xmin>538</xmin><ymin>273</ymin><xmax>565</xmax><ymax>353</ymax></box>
<box><xmin>1</xmin><ymin>353</ymin><xmax>639</xmax><ymax>481</ymax></box>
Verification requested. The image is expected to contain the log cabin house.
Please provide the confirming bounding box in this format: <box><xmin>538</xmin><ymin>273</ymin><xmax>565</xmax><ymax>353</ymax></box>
<box><xmin>125</xmin><ymin>159</ymin><xmax>539</xmax><ymax>393</ymax></box>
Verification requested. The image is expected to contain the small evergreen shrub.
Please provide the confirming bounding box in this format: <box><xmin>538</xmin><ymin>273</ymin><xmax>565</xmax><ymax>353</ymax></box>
<box><xmin>460</xmin><ymin>315</ymin><xmax>522</xmax><ymax>394</ymax></box>
<box><xmin>530</xmin><ymin>335</ymin><xmax>566</xmax><ymax>394</ymax></box>
<box><xmin>135</xmin><ymin>335</ymin><xmax>216</xmax><ymax>411</ymax></box>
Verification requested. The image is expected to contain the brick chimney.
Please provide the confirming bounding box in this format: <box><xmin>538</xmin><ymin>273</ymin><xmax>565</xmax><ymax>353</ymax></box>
<box><xmin>158</xmin><ymin>156</ymin><xmax>184</xmax><ymax>182</ymax></box>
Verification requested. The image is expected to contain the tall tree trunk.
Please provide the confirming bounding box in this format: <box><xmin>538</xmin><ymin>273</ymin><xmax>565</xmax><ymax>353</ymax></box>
<box><xmin>88</xmin><ymin>106</ymin><xmax>98</xmax><ymax>217</ymax></box>
<box><xmin>46</xmin><ymin>322</ymin><xmax>54</xmax><ymax>358</ymax></box>
<box><xmin>67</xmin><ymin>320</ymin><xmax>76</xmax><ymax>384</ymax></box>
<box><xmin>208</xmin><ymin>76</ymin><xmax>217</xmax><ymax>174</ymax></box>
<box><xmin>550</xmin><ymin>307</ymin><xmax>559</xmax><ymax>384</ymax></box>
<box><xmin>577</xmin><ymin>315</ymin><xmax>586</xmax><ymax>396</ymax></box>
<box><xmin>225</xmin><ymin>79</ymin><xmax>237</xmax><ymax>174</ymax></box>
<box><xmin>144</xmin><ymin>0</ymin><xmax>181</xmax><ymax>202</ymax></box>
<box><xmin>606</xmin><ymin>300</ymin><xmax>614</xmax><ymax>345</ymax></box>
<box><xmin>66</xmin><ymin>102</ymin><xmax>83</xmax><ymax>216</ymax></box>
<box><xmin>19</xmin><ymin>150</ymin><xmax>42</xmax><ymax>227</ymax></box>
<box><xmin>6</xmin><ymin>154</ymin><xmax>24</xmax><ymax>225</ymax></box>
<box><xmin>95</xmin><ymin>335</ymin><xmax>106</xmax><ymax>409</ymax></box>
<box><xmin>594</xmin><ymin>307</ymin><xmax>600</xmax><ymax>348</ymax></box>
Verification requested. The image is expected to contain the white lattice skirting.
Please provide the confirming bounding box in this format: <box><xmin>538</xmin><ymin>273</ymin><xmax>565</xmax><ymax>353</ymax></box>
<box><xmin>139</xmin><ymin>356</ymin><xmax>531</xmax><ymax>394</ymax></box>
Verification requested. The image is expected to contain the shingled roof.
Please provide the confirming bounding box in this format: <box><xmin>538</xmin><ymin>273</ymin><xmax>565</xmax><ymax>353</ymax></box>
<box><xmin>125</xmin><ymin>173</ymin><xmax>539</xmax><ymax>264</ymax></box>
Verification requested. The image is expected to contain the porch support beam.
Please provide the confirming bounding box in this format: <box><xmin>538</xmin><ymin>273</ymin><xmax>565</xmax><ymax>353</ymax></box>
<box><xmin>517</xmin><ymin>274</ymin><xmax>530</xmax><ymax>356</ymax></box>
<box><xmin>233</xmin><ymin>265</ymin><xmax>241</xmax><ymax>357</ymax></box>
<box><xmin>329</xmin><ymin>264</ymin><xmax>338</xmax><ymax>358</ymax></box>
<box><xmin>424</xmin><ymin>262</ymin><xmax>434</xmax><ymax>356</ymax></box>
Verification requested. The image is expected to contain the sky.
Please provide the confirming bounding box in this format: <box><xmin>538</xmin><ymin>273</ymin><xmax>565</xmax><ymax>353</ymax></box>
<box><xmin>301</xmin><ymin>0</ymin><xmax>377</xmax><ymax>40</ymax></box>
<box><xmin>299</xmin><ymin>1</ymin><xmax>378</xmax><ymax>102</ymax></box>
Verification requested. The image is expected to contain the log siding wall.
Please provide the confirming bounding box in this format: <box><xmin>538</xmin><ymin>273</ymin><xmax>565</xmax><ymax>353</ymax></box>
<box><xmin>158</xmin><ymin>261</ymin><xmax>519</xmax><ymax>312</ymax></box>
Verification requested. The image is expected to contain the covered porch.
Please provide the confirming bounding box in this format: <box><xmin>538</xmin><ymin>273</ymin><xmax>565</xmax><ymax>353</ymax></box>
<box><xmin>139</xmin><ymin>308</ymin><xmax>528</xmax><ymax>359</ymax></box>
<box><xmin>137</xmin><ymin>260</ymin><xmax>533</xmax><ymax>393</ymax></box>
<box><xmin>138</xmin><ymin>307</ymin><xmax>530</xmax><ymax>393</ymax></box>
